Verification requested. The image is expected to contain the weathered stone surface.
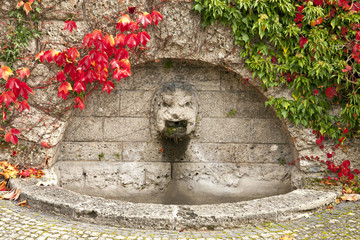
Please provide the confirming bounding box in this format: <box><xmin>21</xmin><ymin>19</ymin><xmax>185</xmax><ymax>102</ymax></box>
<box><xmin>57</xmin><ymin>142</ymin><xmax>123</xmax><ymax>161</ymax></box>
<box><xmin>132</xmin><ymin>64</ymin><xmax>221</xmax><ymax>91</ymax></box>
<box><xmin>41</xmin><ymin>0</ymin><xmax>84</xmax><ymax>20</ymax></box>
<box><xmin>52</xmin><ymin>161</ymin><xmax>171</xmax><ymax>200</ymax></box>
<box><xmin>10</xmin><ymin>178</ymin><xmax>338</xmax><ymax>230</ymax></box>
<box><xmin>236</xmin><ymin>144</ymin><xmax>294</xmax><ymax>164</ymax></box>
<box><xmin>0</xmin><ymin>0</ymin><xmax>12</xmax><ymax>16</ymax></box>
<box><xmin>103</xmin><ymin>117</ymin><xmax>150</xmax><ymax>141</ymax></box>
<box><xmin>199</xmin><ymin>118</ymin><xmax>250</xmax><ymax>143</ymax></box>
<box><xmin>251</xmin><ymin>119</ymin><xmax>290</xmax><ymax>144</ymax></box>
<box><xmin>41</xmin><ymin>20</ymin><xmax>89</xmax><ymax>48</ymax></box>
<box><xmin>74</xmin><ymin>90</ymin><xmax>120</xmax><ymax>117</ymax></box>
<box><xmin>120</xmin><ymin>90</ymin><xmax>152</xmax><ymax>117</ymax></box>
<box><xmin>12</xmin><ymin>108</ymin><xmax>66</xmax><ymax>144</ymax></box>
<box><xmin>63</xmin><ymin>117</ymin><xmax>103</xmax><ymax>141</ymax></box>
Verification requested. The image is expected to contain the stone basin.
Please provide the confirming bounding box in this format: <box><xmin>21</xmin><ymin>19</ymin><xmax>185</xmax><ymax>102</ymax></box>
<box><xmin>10</xmin><ymin>178</ymin><xmax>336</xmax><ymax>230</ymax></box>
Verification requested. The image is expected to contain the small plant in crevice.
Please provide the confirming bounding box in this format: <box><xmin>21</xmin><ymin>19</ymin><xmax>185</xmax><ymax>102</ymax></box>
<box><xmin>98</xmin><ymin>153</ymin><xmax>105</xmax><ymax>160</ymax></box>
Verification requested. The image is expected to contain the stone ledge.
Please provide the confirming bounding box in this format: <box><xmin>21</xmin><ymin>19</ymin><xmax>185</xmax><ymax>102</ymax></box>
<box><xmin>10</xmin><ymin>178</ymin><xmax>336</xmax><ymax>230</ymax></box>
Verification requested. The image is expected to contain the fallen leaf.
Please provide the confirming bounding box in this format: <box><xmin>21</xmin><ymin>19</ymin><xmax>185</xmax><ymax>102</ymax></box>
<box><xmin>0</xmin><ymin>180</ymin><xmax>9</xmax><ymax>191</ymax></box>
<box><xmin>16</xmin><ymin>200</ymin><xmax>27</xmax><ymax>207</ymax></box>
<box><xmin>327</xmin><ymin>204</ymin><xmax>334</xmax><ymax>209</ymax></box>
<box><xmin>1</xmin><ymin>188</ymin><xmax>20</xmax><ymax>200</ymax></box>
<box><xmin>279</xmin><ymin>235</ymin><xmax>295</xmax><ymax>240</ymax></box>
<box><xmin>346</xmin><ymin>188</ymin><xmax>353</xmax><ymax>194</ymax></box>
<box><xmin>340</xmin><ymin>195</ymin><xmax>359</xmax><ymax>202</ymax></box>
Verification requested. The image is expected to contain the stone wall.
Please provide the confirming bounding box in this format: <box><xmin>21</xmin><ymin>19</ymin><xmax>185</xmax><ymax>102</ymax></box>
<box><xmin>53</xmin><ymin>60</ymin><xmax>296</xmax><ymax>204</ymax></box>
<box><xmin>0</xmin><ymin>0</ymin><xmax>359</xmax><ymax>188</ymax></box>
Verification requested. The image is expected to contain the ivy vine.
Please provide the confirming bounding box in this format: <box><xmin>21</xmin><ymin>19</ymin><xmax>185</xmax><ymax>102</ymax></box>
<box><xmin>194</xmin><ymin>0</ymin><xmax>360</xmax><ymax>140</ymax></box>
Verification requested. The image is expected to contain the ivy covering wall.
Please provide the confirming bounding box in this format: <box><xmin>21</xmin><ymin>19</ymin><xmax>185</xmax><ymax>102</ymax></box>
<box><xmin>194</xmin><ymin>0</ymin><xmax>360</xmax><ymax>141</ymax></box>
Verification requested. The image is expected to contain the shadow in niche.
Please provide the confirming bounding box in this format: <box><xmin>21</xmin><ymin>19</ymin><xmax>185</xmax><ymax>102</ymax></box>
<box><xmin>160</xmin><ymin>137</ymin><xmax>193</xmax><ymax>205</ymax></box>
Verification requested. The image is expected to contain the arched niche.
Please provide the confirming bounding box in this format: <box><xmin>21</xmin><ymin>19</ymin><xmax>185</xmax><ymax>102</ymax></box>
<box><xmin>53</xmin><ymin>59</ymin><xmax>298</xmax><ymax>204</ymax></box>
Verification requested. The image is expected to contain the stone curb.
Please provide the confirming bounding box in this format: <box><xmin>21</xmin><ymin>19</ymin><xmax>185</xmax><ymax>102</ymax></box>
<box><xmin>10</xmin><ymin>178</ymin><xmax>336</xmax><ymax>230</ymax></box>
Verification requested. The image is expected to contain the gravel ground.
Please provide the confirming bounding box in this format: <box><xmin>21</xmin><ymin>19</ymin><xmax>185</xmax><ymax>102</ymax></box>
<box><xmin>1</xmin><ymin>197</ymin><xmax>360</xmax><ymax>239</ymax></box>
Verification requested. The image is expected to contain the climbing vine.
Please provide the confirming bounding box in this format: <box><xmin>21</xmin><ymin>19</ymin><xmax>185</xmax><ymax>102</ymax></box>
<box><xmin>193</xmin><ymin>0</ymin><xmax>360</xmax><ymax>141</ymax></box>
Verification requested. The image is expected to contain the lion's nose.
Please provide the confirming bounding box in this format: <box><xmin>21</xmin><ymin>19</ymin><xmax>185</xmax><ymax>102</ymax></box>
<box><xmin>171</xmin><ymin>113</ymin><xmax>179</xmax><ymax>119</ymax></box>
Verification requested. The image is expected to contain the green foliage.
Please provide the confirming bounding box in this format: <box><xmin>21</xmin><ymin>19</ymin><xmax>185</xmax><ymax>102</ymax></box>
<box><xmin>194</xmin><ymin>0</ymin><xmax>360</xmax><ymax>140</ymax></box>
<box><xmin>1</xmin><ymin>2</ymin><xmax>42</xmax><ymax>66</ymax></box>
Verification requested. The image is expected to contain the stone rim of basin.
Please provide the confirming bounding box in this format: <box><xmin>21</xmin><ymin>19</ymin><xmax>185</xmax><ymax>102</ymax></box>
<box><xmin>10</xmin><ymin>178</ymin><xmax>337</xmax><ymax>230</ymax></box>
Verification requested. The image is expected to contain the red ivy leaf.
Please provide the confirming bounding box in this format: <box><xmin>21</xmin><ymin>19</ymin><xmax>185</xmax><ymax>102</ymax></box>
<box><xmin>299</xmin><ymin>37</ymin><xmax>308</xmax><ymax>48</ymax></box>
<box><xmin>125</xmin><ymin>34</ymin><xmax>138</xmax><ymax>49</ymax></box>
<box><xmin>129</xmin><ymin>22</ymin><xmax>139</xmax><ymax>32</ymax></box>
<box><xmin>151</xmin><ymin>11</ymin><xmax>163</xmax><ymax>26</ymax></box>
<box><xmin>81</xmin><ymin>70</ymin><xmax>96</xmax><ymax>84</ymax></box>
<box><xmin>113</xmin><ymin>68</ymin><xmax>130</xmax><ymax>81</ymax></box>
<box><xmin>18</xmin><ymin>82</ymin><xmax>33</xmax><ymax>100</ymax></box>
<box><xmin>115</xmin><ymin>34</ymin><xmax>126</xmax><ymax>48</ymax></box>
<box><xmin>313</xmin><ymin>0</ymin><xmax>323</xmax><ymax>6</ymax></box>
<box><xmin>6</xmin><ymin>78</ymin><xmax>21</xmax><ymax>97</ymax></box>
<box><xmin>58</xmin><ymin>82</ymin><xmax>72</xmax><ymax>100</ymax></box>
<box><xmin>0</xmin><ymin>90</ymin><xmax>17</xmax><ymax>108</ymax></box>
<box><xmin>137</xmin><ymin>31</ymin><xmax>151</xmax><ymax>46</ymax></box>
<box><xmin>137</xmin><ymin>12</ymin><xmax>152</xmax><ymax>29</ymax></box>
<box><xmin>325</xmin><ymin>87</ymin><xmax>337</xmax><ymax>99</ymax></box>
<box><xmin>294</xmin><ymin>13</ymin><xmax>303</xmax><ymax>23</ymax></box>
<box><xmin>16</xmin><ymin>68</ymin><xmax>30</xmax><ymax>79</ymax></box>
<box><xmin>114</xmin><ymin>49</ymin><xmax>129</xmax><ymax>60</ymax></box>
<box><xmin>43</xmin><ymin>50</ymin><xmax>58</xmax><ymax>63</ymax></box>
<box><xmin>35</xmin><ymin>51</ymin><xmax>46</xmax><ymax>63</ymax></box>
<box><xmin>18</xmin><ymin>100</ymin><xmax>30</xmax><ymax>113</ymax></box>
<box><xmin>67</xmin><ymin>47</ymin><xmax>79</xmax><ymax>61</ymax></box>
<box><xmin>116</xmin><ymin>14</ymin><xmax>131</xmax><ymax>33</ymax></box>
<box><xmin>342</xmin><ymin>65</ymin><xmax>352</xmax><ymax>73</ymax></box>
<box><xmin>56</xmin><ymin>71</ymin><xmax>66</xmax><ymax>82</ymax></box>
<box><xmin>128</xmin><ymin>7</ymin><xmax>136</xmax><ymax>14</ymax></box>
<box><xmin>73</xmin><ymin>81</ymin><xmax>86</xmax><ymax>94</ymax></box>
<box><xmin>102</xmin><ymin>80</ymin><xmax>114</xmax><ymax>94</ymax></box>
<box><xmin>63</xmin><ymin>20</ymin><xmax>77</xmax><ymax>33</ymax></box>
<box><xmin>55</xmin><ymin>52</ymin><xmax>67</xmax><ymax>66</ymax></box>
<box><xmin>11</xmin><ymin>128</ymin><xmax>21</xmax><ymax>135</ymax></box>
<box><xmin>74</xmin><ymin>97</ymin><xmax>85</xmax><ymax>110</ymax></box>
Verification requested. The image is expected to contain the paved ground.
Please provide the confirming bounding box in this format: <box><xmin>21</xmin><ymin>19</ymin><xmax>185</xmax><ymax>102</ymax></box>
<box><xmin>0</xmin><ymin>197</ymin><xmax>360</xmax><ymax>239</ymax></box>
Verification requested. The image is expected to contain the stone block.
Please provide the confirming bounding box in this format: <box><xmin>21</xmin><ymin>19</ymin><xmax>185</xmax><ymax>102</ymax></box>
<box><xmin>103</xmin><ymin>117</ymin><xmax>150</xmax><ymax>141</ymax></box>
<box><xmin>184</xmin><ymin>142</ymin><xmax>233</xmax><ymax>163</ymax></box>
<box><xmin>199</xmin><ymin>91</ymin><xmax>238</xmax><ymax>118</ymax></box>
<box><xmin>233</xmin><ymin>144</ymin><xmax>294</xmax><ymax>163</ymax></box>
<box><xmin>57</xmin><ymin>142</ymin><xmax>122</xmax><ymax>161</ymax></box>
<box><xmin>199</xmin><ymin>118</ymin><xmax>250</xmax><ymax>143</ymax></box>
<box><xmin>120</xmin><ymin>90</ymin><xmax>152</xmax><ymax>117</ymax></box>
<box><xmin>76</xmin><ymin>90</ymin><xmax>120</xmax><ymax>117</ymax></box>
<box><xmin>122</xmin><ymin>141</ymin><xmax>164</xmax><ymax>162</ymax></box>
<box><xmin>220</xmin><ymin>70</ymin><xmax>267</xmax><ymax>101</ymax></box>
<box><xmin>236</xmin><ymin>101</ymin><xmax>277</xmax><ymax>119</ymax></box>
<box><xmin>63</xmin><ymin>117</ymin><xmax>103</xmax><ymax>141</ymax></box>
<box><xmin>42</xmin><ymin>0</ymin><xmax>84</xmax><ymax>20</ymax></box>
<box><xmin>132</xmin><ymin>65</ymin><xmax>221</xmax><ymax>91</ymax></box>
<box><xmin>251</xmin><ymin>119</ymin><xmax>289</xmax><ymax>144</ymax></box>
<box><xmin>54</xmin><ymin>161</ymin><xmax>171</xmax><ymax>200</ymax></box>
<box><xmin>171</xmin><ymin>162</ymin><xmax>292</xmax><ymax>202</ymax></box>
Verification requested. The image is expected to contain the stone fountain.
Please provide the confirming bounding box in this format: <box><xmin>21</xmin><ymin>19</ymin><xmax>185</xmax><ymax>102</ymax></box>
<box><xmin>11</xmin><ymin>60</ymin><xmax>336</xmax><ymax>230</ymax></box>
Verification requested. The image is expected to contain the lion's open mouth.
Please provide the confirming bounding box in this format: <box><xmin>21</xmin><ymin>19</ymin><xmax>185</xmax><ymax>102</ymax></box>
<box><xmin>163</xmin><ymin>120</ymin><xmax>188</xmax><ymax>138</ymax></box>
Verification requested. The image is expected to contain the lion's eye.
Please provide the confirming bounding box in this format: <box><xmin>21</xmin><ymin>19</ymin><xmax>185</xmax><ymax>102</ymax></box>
<box><xmin>185</xmin><ymin>102</ymin><xmax>191</xmax><ymax>107</ymax></box>
<box><xmin>162</xmin><ymin>102</ymin><xmax>170</xmax><ymax>107</ymax></box>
